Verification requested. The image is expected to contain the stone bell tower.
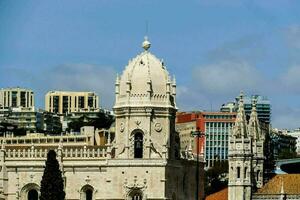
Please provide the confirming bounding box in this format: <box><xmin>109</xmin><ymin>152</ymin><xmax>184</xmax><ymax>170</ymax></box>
<box><xmin>228</xmin><ymin>92</ymin><xmax>252</xmax><ymax>200</ymax></box>
<box><xmin>113</xmin><ymin>37</ymin><xmax>178</xmax><ymax>160</ymax></box>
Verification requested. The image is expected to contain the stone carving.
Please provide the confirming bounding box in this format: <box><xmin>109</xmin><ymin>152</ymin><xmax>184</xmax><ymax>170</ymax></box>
<box><xmin>120</xmin><ymin>122</ymin><xmax>125</xmax><ymax>133</ymax></box>
<box><xmin>150</xmin><ymin>142</ymin><xmax>162</xmax><ymax>158</ymax></box>
<box><xmin>85</xmin><ymin>175</ymin><xmax>91</xmax><ymax>184</ymax></box>
<box><xmin>154</xmin><ymin>123</ymin><xmax>162</xmax><ymax>132</ymax></box>
<box><xmin>117</xmin><ymin>143</ymin><xmax>126</xmax><ymax>156</ymax></box>
<box><xmin>123</xmin><ymin>178</ymin><xmax>147</xmax><ymax>198</ymax></box>
<box><xmin>135</xmin><ymin>120</ymin><xmax>141</xmax><ymax>126</ymax></box>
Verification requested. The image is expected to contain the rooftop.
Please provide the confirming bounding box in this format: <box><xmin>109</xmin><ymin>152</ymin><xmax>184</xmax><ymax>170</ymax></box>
<box><xmin>205</xmin><ymin>188</ymin><xmax>228</xmax><ymax>200</ymax></box>
<box><xmin>256</xmin><ymin>174</ymin><xmax>300</xmax><ymax>194</ymax></box>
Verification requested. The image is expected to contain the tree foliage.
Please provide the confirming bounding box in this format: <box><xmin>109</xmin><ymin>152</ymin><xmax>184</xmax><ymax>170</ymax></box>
<box><xmin>205</xmin><ymin>160</ymin><xmax>228</xmax><ymax>196</ymax></box>
<box><xmin>67</xmin><ymin>112</ymin><xmax>114</xmax><ymax>132</ymax></box>
<box><xmin>278</xmin><ymin>148</ymin><xmax>297</xmax><ymax>159</ymax></box>
<box><xmin>40</xmin><ymin>150</ymin><xmax>65</xmax><ymax>200</ymax></box>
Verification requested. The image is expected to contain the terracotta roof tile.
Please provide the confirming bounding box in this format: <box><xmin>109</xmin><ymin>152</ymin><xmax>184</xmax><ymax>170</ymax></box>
<box><xmin>205</xmin><ymin>187</ymin><xmax>228</xmax><ymax>200</ymax></box>
<box><xmin>256</xmin><ymin>174</ymin><xmax>300</xmax><ymax>194</ymax></box>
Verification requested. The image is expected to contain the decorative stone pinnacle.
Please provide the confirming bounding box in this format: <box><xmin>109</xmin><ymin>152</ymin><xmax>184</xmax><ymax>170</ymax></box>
<box><xmin>142</xmin><ymin>36</ymin><xmax>151</xmax><ymax>51</ymax></box>
<box><xmin>239</xmin><ymin>91</ymin><xmax>244</xmax><ymax>101</ymax></box>
<box><xmin>238</xmin><ymin>92</ymin><xmax>244</xmax><ymax>110</ymax></box>
<box><xmin>252</xmin><ymin>97</ymin><xmax>257</xmax><ymax>108</ymax></box>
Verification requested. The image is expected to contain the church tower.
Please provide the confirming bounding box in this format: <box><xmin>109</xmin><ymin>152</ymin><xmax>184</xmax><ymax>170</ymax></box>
<box><xmin>110</xmin><ymin>38</ymin><xmax>202</xmax><ymax>200</ymax></box>
<box><xmin>113</xmin><ymin>37</ymin><xmax>178</xmax><ymax>160</ymax></box>
<box><xmin>248</xmin><ymin>98</ymin><xmax>265</xmax><ymax>189</ymax></box>
<box><xmin>228</xmin><ymin>92</ymin><xmax>252</xmax><ymax>200</ymax></box>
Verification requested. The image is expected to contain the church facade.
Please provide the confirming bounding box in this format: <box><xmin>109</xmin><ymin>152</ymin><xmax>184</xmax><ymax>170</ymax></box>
<box><xmin>0</xmin><ymin>38</ymin><xmax>204</xmax><ymax>200</ymax></box>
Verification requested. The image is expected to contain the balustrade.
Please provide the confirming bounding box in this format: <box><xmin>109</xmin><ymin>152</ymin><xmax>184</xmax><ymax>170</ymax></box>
<box><xmin>4</xmin><ymin>146</ymin><xmax>107</xmax><ymax>160</ymax></box>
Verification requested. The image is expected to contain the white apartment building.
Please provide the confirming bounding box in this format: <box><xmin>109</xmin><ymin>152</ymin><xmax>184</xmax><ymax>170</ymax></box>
<box><xmin>45</xmin><ymin>91</ymin><xmax>99</xmax><ymax>114</ymax></box>
<box><xmin>286</xmin><ymin>128</ymin><xmax>300</xmax><ymax>155</ymax></box>
<box><xmin>0</xmin><ymin>87</ymin><xmax>34</xmax><ymax>109</ymax></box>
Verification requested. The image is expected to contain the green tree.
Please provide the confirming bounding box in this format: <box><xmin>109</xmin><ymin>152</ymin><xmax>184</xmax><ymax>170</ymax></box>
<box><xmin>278</xmin><ymin>148</ymin><xmax>297</xmax><ymax>159</ymax></box>
<box><xmin>40</xmin><ymin>150</ymin><xmax>65</xmax><ymax>200</ymax></box>
<box><xmin>204</xmin><ymin>160</ymin><xmax>228</xmax><ymax>196</ymax></box>
<box><xmin>67</xmin><ymin>112</ymin><xmax>114</xmax><ymax>132</ymax></box>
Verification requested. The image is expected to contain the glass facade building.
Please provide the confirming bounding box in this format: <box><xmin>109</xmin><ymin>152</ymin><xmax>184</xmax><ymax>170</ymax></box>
<box><xmin>203</xmin><ymin>112</ymin><xmax>236</xmax><ymax>168</ymax></box>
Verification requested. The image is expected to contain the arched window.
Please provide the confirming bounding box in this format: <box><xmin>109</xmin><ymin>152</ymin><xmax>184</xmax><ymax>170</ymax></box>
<box><xmin>237</xmin><ymin>167</ymin><xmax>240</xmax><ymax>178</ymax></box>
<box><xmin>85</xmin><ymin>189</ymin><xmax>93</xmax><ymax>200</ymax></box>
<box><xmin>80</xmin><ymin>185</ymin><xmax>94</xmax><ymax>200</ymax></box>
<box><xmin>129</xmin><ymin>190</ymin><xmax>143</xmax><ymax>200</ymax></box>
<box><xmin>28</xmin><ymin>189</ymin><xmax>38</xmax><ymax>200</ymax></box>
<box><xmin>257</xmin><ymin>170</ymin><xmax>260</xmax><ymax>181</ymax></box>
<box><xmin>134</xmin><ymin>132</ymin><xmax>143</xmax><ymax>158</ymax></box>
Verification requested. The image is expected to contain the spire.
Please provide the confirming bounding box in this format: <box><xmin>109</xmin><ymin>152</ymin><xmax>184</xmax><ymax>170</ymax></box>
<box><xmin>115</xmin><ymin>73</ymin><xmax>120</xmax><ymax>84</ymax></box>
<box><xmin>248</xmin><ymin>97</ymin><xmax>261</xmax><ymax>140</ymax></box>
<box><xmin>233</xmin><ymin>91</ymin><xmax>248</xmax><ymax>138</ymax></box>
<box><xmin>1</xmin><ymin>139</ymin><xmax>5</xmax><ymax>152</ymax></box>
<box><xmin>280</xmin><ymin>178</ymin><xmax>284</xmax><ymax>194</ymax></box>
<box><xmin>142</xmin><ymin>36</ymin><xmax>151</xmax><ymax>51</ymax></box>
<box><xmin>280</xmin><ymin>177</ymin><xmax>285</xmax><ymax>200</ymax></box>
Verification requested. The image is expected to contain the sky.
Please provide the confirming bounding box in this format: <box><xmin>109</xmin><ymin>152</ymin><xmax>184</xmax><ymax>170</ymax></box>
<box><xmin>1</xmin><ymin>0</ymin><xmax>300</xmax><ymax>129</ymax></box>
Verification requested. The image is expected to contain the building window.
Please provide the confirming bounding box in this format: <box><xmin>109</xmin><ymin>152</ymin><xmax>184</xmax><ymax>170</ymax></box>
<box><xmin>78</xmin><ymin>96</ymin><xmax>85</xmax><ymax>108</ymax></box>
<box><xmin>88</xmin><ymin>96</ymin><xmax>94</xmax><ymax>108</ymax></box>
<box><xmin>244</xmin><ymin>167</ymin><xmax>247</xmax><ymax>178</ymax></box>
<box><xmin>85</xmin><ymin>189</ymin><xmax>93</xmax><ymax>200</ymax></box>
<box><xmin>129</xmin><ymin>190</ymin><xmax>143</xmax><ymax>200</ymax></box>
<box><xmin>257</xmin><ymin>170</ymin><xmax>260</xmax><ymax>181</ymax></box>
<box><xmin>237</xmin><ymin>167</ymin><xmax>240</xmax><ymax>178</ymax></box>
<box><xmin>134</xmin><ymin>132</ymin><xmax>143</xmax><ymax>158</ymax></box>
<box><xmin>21</xmin><ymin>91</ymin><xmax>26</xmax><ymax>107</ymax></box>
<box><xmin>63</xmin><ymin>96</ymin><xmax>69</xmax><ymax>114</ymax></box>
<box><xmin>28</xmin><ymin>189</ymin><xmax>38</xmax><ymax>200</ymax></box>
<box><xmin>53</xmin><ymin>96</ymin><xmax>59</xmax><ymax>113</ymax></box>
<box><xmin>12</xmin><ymin>91</ymin><xmax>17</xmax><ymax>107</ymax></box>
<box><xmin>80</xmin><ymin>185</ymin><xmax>94</xmax><ymax>200</ymax></box>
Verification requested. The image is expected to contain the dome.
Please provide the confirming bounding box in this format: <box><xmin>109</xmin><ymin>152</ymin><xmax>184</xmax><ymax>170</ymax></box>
<box><xmin>115</xmin><ymin>38</ymin><xmax>176</xmax><ymax>107</ymax></box>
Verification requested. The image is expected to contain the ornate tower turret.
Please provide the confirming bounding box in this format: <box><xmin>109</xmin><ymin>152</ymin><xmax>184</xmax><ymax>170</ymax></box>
<box><xmin>228</xmin><ymin>92</ymin><xmax>252</xmax><ymax>200</ymax></box>
<box><xmin>248</xmin><ymin>98</ymin><xmax>265</xmax><ymax>189</ymax></box>
<box><xmin>113</xmin><ymin>37</ymin><xmax>178</xmax><ymax>160</ymax></box>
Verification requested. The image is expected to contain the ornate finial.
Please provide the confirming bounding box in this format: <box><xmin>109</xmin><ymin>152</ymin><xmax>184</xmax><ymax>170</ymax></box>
<box><xmin>239</xmin><ymin>91</ymin><xmax>244</xmax><ymax>101</ymax></box>
<box><xmin>238</xmin><ymin>91</ymin><xmax>244</xmax><ymax>110</ymax></box>
<box><xmin>252</xmin><ymin>96</ymin><xmax>257</xmax><ymax>108</ymax></box>
<box><xmin>1</xmin><ymin>139</ymin><xmax>6</xmax><ymax>150</ymax></box>
<box><xmin>280</xmin><ymin>177</ymin><xmax>284</xmax><ymax>194</ymax></box>
<box><xmin>115</xmin><ymin>74</ymin><xmax>120</xmax><ymax>84</ymax></box>
<box><xmin>142</xmin><ymin>36</ymin><xmax>151</xmax><ymax>51</ymax></box>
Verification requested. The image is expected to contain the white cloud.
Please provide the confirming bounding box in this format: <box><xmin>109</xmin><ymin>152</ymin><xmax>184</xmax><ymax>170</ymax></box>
<box><xmin>40</xmin><ymin>63</ymin><xmax>117</xmax><ymax>109</ymax></box>
<box><xmin>284</xmin><ymin>25</ymin><xmax>300</xmax><ymax>49</ymax></box>
<box><xmin>192</xmin><ymin>61</ymin><xmax>263</xmax><ymax>95</ymax></box>
<box><xmin>272</xmin><ymin>107</ymin><xmax>300</xmax><ymax>129</ymax></box>
<box><xmin>280</xmin><ymin>65</ymin><xmax>300</xmax><ymax>93</ymax></box>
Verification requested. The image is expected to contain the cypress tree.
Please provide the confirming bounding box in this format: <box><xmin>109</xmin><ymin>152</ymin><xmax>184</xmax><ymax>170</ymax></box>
<box><xmin>40</xmin><ymin>150</ymin><xmax>65</xmax><ymax>200</ymax></box>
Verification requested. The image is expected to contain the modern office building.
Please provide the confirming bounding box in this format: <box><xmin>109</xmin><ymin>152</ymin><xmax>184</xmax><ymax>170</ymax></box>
<box><xmin>0</xmin><ymin>87</ymin><xmax>34</xmax><ymax>109</ymax></box>
<box><xmin>221</xmin><ymin>95</ymin><xmax>271</xmax><ymax>124</ymax></box>
<box><xmin>243</xmin><ymin>95</ymin><xmax>271</xmax><ymax>124</ymax></box>
<box><xmin>45</xmin><ymin>91</ymin><xmax>99</xmax><ymax>114</ymax></box>
<box><xmin>8</xmin><ymin>107</ymin><xmax>37</xmax><ymax>131</ymax></box>
<box><xmin>202</xmin><ymin>112</ymin><xmax>236</xmax><ymax>168</ymax></box>
<box><xmin>176</xmin><ymin>111</ymin><xmax>236</xmax><ymax>168</ymax></box>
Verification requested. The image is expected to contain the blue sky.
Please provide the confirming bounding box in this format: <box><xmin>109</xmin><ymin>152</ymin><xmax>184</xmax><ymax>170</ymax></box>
<box><xmin>1</xmin><ymin>0</ymin><xmax>300</xmax><ymax>129</ymax></box>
